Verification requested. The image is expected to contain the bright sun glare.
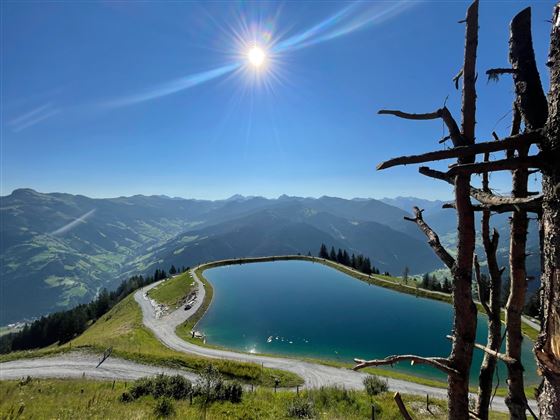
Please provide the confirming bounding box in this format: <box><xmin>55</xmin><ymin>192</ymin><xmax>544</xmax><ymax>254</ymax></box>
<box><xmin>247</xmin><ymin>46</ymin><xmax>266</xmax><ymax>68</ymax></box>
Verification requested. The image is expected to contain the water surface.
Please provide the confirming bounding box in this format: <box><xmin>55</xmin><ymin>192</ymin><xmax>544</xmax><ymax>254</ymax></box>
<box><xmin>197</xmin><ymin>260</ymin><xmax>538</xmax><ymax>383</ymax></box>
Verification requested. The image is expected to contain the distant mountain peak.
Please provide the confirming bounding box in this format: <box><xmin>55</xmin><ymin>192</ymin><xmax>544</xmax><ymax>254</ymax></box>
<box><xmin>8</xmin><ymin>188</ymin><xmax>41</xmax><ymax>198</ymax></box>
<box><xmin>224</xmin><ymin>194</ymin><xmax>246</xmax><ymax>201</ymax></box>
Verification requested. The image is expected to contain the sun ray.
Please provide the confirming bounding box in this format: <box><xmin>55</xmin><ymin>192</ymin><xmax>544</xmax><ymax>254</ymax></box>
<box><xmin>99</xmin><ymin>1</ymin><xmax>416</xmax><ymax>109</ymax></box>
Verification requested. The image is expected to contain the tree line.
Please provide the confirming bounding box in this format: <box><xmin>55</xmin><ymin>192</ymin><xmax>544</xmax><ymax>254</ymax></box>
<box><xmin>0</xmin><ymin>267</ymin><xmax>174</xmax><ymax>353</ymax></box>
<box><xmin>318</xmin><ymin>244</ymin><xmax>389</xmax><ymax>276</ymax></box>
<box><xmin>419</xmin><ymin>272</ymin><xmax>453</xmax><ymax>294</ymax></box>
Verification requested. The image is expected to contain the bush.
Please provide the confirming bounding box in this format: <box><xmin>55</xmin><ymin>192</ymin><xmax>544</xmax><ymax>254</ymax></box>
<box><xmin>153</xmin><ymin>397</ymin><xmax>175</xmax><ymax>417</ymax></box>
<box><xmin>125</xmin><ymin>374</ymin><xmax>193</xmax><ymax>402</ymax></box>
<box><xmin>287</xmin><ymin>397</ymin><xmax>315</xmax><ymax>418</ymax></box>
<box><xmin>195</xmin><ymin>364</ymin><xmax>224</xmax><ymax>404</ymax></box>
<box><xmin>191</xmin><ymin>365</ymin><xmax>243</xmax><ymax>404</ymax></box>
<box><xmin>363</xmin><ymin>375</ymin><xmax>388</xmax><ymax>396</ymax></box>
<box><xmin>119</xmin><ymin>392</ymin><xmax>133</xmax><ymax>403</ymax></box>
<box><xmin>166</xmin><ymin>374</ymin><xmax>193</xmax><ymax>400</ymax></box>
<box><xmin>220</xmin><ymin>381</ymin><xmax>243</xmax><ymax>403</ymax></box>
<box><xmin>152</xmin><ymin>374</ymin><xmax>170</xmax><ymax>399</ymax></box>
<box><xmin>129</xmin><ymin>377</ymin><xmax>154</xmax><ymax>399</ymax></box>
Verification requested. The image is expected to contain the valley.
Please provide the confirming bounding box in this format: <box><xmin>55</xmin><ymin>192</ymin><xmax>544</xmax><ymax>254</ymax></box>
<box><xmin>0</xmin><ymin>189</ymin><xmax>540</xmax><ymax>326</ymax></box>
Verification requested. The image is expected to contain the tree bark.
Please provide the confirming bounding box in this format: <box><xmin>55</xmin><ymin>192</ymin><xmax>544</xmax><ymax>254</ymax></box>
<box><xmin>506</xmin><ymin>165</ymin><xmax>530</xmax><ymax>420</ymax></box>
<box><xmin>535</xmin><ymin>4</ymin><xmax>560</xmax><ymax>418</ymax></box>
<box><xmin>510</xmin><ymin>7</ymin><xmax>549</xmax><ymax>130</ymax></box>
<box><xmin>447</xmin><ymin>2</ymin><xmax>479</xmax><ymax>419</ymax></box>
<box><xmin>476</xmin><ymin>153</ymin><xmax>504</xmax><ymax>420</ymax></box>
<box><xmin>506</xmin><ymin>7</ymin><xmax>549</xmax><ymax>418</ymax></box>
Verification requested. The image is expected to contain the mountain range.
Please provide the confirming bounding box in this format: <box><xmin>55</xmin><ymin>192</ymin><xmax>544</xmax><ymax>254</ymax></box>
<box><xmin>0</xmin><ymin>189</ymin><xmax>539</xmax><ymax>324</ymax></box>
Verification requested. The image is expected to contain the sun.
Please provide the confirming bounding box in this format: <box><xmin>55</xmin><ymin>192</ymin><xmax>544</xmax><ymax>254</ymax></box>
<box><xmin>247</xmin><ymin>46</ymin><xmax>266</xmax><ymax>68</ymax></box>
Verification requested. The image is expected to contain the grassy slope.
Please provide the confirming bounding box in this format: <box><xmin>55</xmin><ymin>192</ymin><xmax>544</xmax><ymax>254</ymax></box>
<box><xmin>147</xmin><ymin>271</ymin><xmax>195</xmax><ymax>309</ymax></box>
<box><xmin>67</xmin><ymin>293</ymin><xmax>302</xmax><ymax>387</ymax></box>
<box><xmin>0</xmin><ymin>378</ymin><xmax>511</xmax><ymax>420</ymax></box>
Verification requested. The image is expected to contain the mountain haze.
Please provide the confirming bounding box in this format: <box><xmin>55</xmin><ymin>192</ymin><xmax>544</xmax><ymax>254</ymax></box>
<box><xmin>0</xmin><ymin>189</ymin><xmax>540</xmax><ymax>325</ymax></box>
<box><xmin>1</xmin><ymin>189</ymin><xmax>441</xmax><ymax>324</ymax></box>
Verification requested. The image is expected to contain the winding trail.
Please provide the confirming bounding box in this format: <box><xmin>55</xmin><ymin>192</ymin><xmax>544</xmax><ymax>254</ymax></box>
<box><xmin>134</xmin><ymin>268</ymin><xmax>522</xmax><ymax>413</ymax></box>
<box><xmin>0</xmin><ymin>265</ymin><xmax>538</xmax><ymax>413</ymax></box>
<box><xmin>0</xmin><ymin>352</ymin><xmax>198</xmax><ymax>382</ymax></box>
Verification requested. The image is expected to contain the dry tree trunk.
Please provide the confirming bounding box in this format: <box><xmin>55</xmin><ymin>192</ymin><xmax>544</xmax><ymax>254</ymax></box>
<box><xmin>448</xmin><ymin>2</ymin><xmax>479</xmax><ymax>418</ymax></box>
<box><xmin>506</xmin><ymin>8</ymin><xmax>549</xmax><ymax>419</ymax></box>
<box><xmin>535</xmin><ymin>4</ymin><xmax>560</xmax><ymax>418</ymax></box>
<box><xmin>475</xmin><ymin>152</ymin><xmax>504</xmax><ymax>420</ymax></box>
<box><xmin>506</xmin><ymin>147</ymin><xmax>530</xmax><ymax>420</ymax></box>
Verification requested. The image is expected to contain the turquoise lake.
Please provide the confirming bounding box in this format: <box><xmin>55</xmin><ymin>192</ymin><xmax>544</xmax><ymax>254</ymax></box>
<box><xmin>197</xmin><ymin>260</ymin><xmax>538</xmax><ymax>383</ymax></box>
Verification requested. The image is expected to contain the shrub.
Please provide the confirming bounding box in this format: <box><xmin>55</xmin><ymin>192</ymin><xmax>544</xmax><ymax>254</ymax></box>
<box><xmin>220</xmin><ymin>381</ymin><xmax>243</xmax><ymax>403</ymax></box>
<box><xmin>153</xmin><ymin>397</ymin><xmax>175</xmax><ymax>417</ymax></box>
<box><xmin>166</xmin><ymin>374</ymin><xmax>193</xmax><ymax>400</ymax></box>
<box><xmin>152</xmin><ymin>374</ymin><xmax>169</xmax><ymax>399</ymax></box>
<box><xmin>287</xmin><ymin>397</ymin><xmax>315</xmax><ymax>419</ymax></box>
<box><xmin>119</xmin><ymin>392</ymin><xmax>133</xmax><ymax>403</ymax></box>
<box><xmin>195</xmin><ymin>364</ymin><xmax>224</xmax><ymax>404</ymax></box>
<box><xmin>124</xmin><ymin>374</ymin><xmax>193</xmax><ymax>402</ymax></box>
<box><xmin>129</xmin><ymin>377</ymin><xmax>154</xmax><ymax>399</ymax></box>
<box><xmin>363</xmin><ymin>375</ymin><xmax>389</xmax><ymax>396</ymax></box>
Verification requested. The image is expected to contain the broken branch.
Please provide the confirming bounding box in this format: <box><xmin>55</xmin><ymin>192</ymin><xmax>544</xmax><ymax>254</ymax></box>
<box><xmin>446</xmin><ymin>154</ymin><xmax>544</xmax><ymax>176</ymax></box>
<box><xmin>404</xmin><ymin>206</ymin><xmax>455</xmax><ymax>269</ymax></box>
<box><xmin>354</xmin><ymin>355</ymin><xmax>459</xmax><ymax>376</ymax></box>
<box><xmin>446</xmin><ymin>335</ymin><xmax>516</xmax><ymax>364</ymax></box>
<box><xmin>376</xmin><ymin>131</ymin><xmax>543</xmax><ymax>170</ymax></box>
<box><xmin>419</xmin><ymin>166</ymin><xmax>542</xmax><ymax>208</ymax></box>
<box><xmin>378</xmin><ymin>107</ymin><xmax>465</xmax><ymax>146</ymax></box>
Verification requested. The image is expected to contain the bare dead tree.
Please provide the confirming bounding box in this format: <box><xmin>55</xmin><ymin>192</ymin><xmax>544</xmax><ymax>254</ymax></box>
<box><xmin>354</xmin><ymin>3</ymin><xmax>480</xmax><ymax>418</ymax></box>
<box><xmin>534</xmin><ymin>3</ymin><xmax>560</xmax><ymax>418</ymax></box>
<box><xmin>486</xmin><ymin>8</ymin><xmax>550</xmax><ymax>418</ymax></box>
<box><xmin>474</xmin><ymin>152</ymin><xmax>505</xmax><ymax>420</ymax></box>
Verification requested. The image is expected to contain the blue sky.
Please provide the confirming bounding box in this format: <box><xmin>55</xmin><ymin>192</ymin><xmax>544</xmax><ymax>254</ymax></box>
<box><xmin>1</xmin><ymin>1</ymin><xmax>554</xmax><ymax>200</ymax></box>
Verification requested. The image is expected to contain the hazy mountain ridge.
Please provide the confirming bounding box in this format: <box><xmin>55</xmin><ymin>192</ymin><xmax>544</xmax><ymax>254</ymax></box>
<box><xmin>0</xmin><ymin>189</ymin><xmax>539</xmax><ymax>324</ymax></box>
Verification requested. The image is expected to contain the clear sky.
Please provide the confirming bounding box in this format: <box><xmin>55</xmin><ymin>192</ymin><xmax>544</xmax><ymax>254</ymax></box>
<box><xmin>1</xmin><ymin>1</ymin><xmax>554</xmax><ymax>200</ymax></box>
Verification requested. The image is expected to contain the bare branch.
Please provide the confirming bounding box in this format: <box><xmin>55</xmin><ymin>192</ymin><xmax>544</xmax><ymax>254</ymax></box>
<box><xmin>404</xmin><ymin>206</ymin><xmax>455</xmax><ymax>269</ymax></box>
<box><xmin>474</xmin><ymin>254</ymin><xmax>491</xmax><ymax>315</ymax></box>
<box><xmin>354</xmin><ymin>355</ymin><xmax>459</xmax><ymax>376</ymax></box>
<box><xmin>376</xmin><ymin>131</ymin><xmax>543</xmax><ymax>170</ymax></box>
<box><xmin>486</xmin><ymin>68</ymin><xmax>517</xmax><ymax>82</ymax></box>
<box><xmin>419</xmin><ymin>166</ymin><xmax>543</xmax><ymax>207</ymax></box>
<box><xmin>453</xmin><ymin>68</ymin><xmax>464</xmax><ymax>90</ymax></box>
<box><xmin>446</xmin><ymin>335</ymin><xmax>516</xmax><ymax>364</ymax></box>
<box><xmin>394</xmin><ymin>392</ymin><xmax>414</xmax><ymax>420</ymax></box>
<box><xmin>446</xmin><ymin>154</ymin><xmax>544</xmax><ymax>176</ymax></box>
<box><xmin>442</xmin><ymin>200</ymin><xmax>542</xmax><ymax>214</ymax></box>
<box><xmin>378</xmin><ymin>107</ymin><xmax>465</xmax><ymax>147</ymax></box>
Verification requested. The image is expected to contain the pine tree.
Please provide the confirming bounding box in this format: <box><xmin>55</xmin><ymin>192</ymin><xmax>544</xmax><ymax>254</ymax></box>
<box><xmin>336</xmin><ymin>248</ymin><xmax>343</xmax><ymax>263</ymax></box>
<box><xmin>442</xmin><ymin>277</ymin><xmax>452</xmax><ymax>293</ymax></box>
<box><xmin>403</xmin><ymin>266</ymin><xmax>410</xmax><ymax>284</ymax></box>
<box><xmin>329</xmin><ymin>246</ymin><xmax>337</xmax><ymax>261</ymax></box>
<box><xmin>421</xmin><ymin>273</ymin><xmax>430</xmax><ymax>289</ymax></box>
<box><xmin>342</xmin><ymin>250</ymin><xmax>350</xmax><ymax>266</ymax></box>
<box><xmin>319</xmin><ymin>244</ymin><xmax>329</xmax><ymax>259</ymax></box>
